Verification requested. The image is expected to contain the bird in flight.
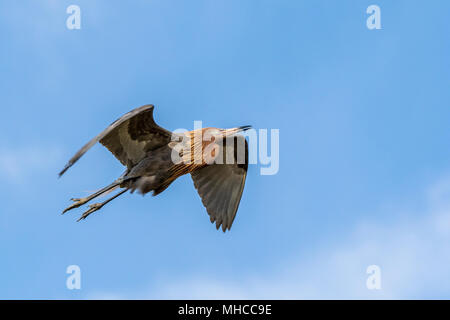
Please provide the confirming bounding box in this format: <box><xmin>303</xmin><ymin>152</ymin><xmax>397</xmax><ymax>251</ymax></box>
<box><xmin>59</xmin><ymin>104</ymin><xmax>250</xmax><ymax>232</ymax></box>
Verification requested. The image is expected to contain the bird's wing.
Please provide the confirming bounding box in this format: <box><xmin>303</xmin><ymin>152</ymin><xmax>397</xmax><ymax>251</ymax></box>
<box><xmin>59</xmin><ymin>104</ymin><xmax>172</xmax><ymax>176</ymax></box>
<box><xmin>191</xmin><ymin>136</ymin><xmax>248</xmax><ymax>232</ymax></box>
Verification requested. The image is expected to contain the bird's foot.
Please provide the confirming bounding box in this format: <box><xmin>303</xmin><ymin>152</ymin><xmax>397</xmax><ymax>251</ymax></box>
<box><xmin>62</xmin><ymin>197</ymin><xmax>89</xmax><ymax>214</ymax></box>
<box><xmin>77</xmin><ymin>203</ymin><xmax>103</xmax><ymax>222</ymax></box>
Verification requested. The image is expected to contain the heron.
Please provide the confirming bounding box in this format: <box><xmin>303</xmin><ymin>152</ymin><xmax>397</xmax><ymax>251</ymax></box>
<box><xmin>59</xmin><ymin>104</ymin><xmax>250</xmax><ymax>232</ymax></box>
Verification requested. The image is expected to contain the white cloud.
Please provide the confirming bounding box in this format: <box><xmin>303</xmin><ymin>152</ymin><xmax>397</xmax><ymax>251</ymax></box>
<box><xmin>84</xmin><ymin>176</ymin><xmax>450</xmax><ymax>299</ymax></box>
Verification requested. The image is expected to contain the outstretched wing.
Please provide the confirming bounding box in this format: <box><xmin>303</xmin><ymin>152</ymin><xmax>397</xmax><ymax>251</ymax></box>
<box><xmin>59</xmin><ymin>104</ymin><xmax>172</xmax><ymax>177</ymax></box>
<box><xmin>191</xmin><ymin>136</ymin><xmax>248</xmax><ymax>232</ymax></box>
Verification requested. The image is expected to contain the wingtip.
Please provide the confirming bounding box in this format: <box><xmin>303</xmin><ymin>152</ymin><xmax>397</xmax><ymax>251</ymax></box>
<box><xmin>58</xmin><ymin>163</ymin><xmax>71</xmax><ymax>178</ymax></box>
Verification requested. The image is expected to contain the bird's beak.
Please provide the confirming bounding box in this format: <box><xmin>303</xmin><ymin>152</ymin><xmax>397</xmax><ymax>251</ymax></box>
<box><xmin>237</xmin><ymin>125</ymin><xmax>252</xmax><ymax>132</ymax></box>
<box><xmin>224</xmin><ymin>125</ymin><xmax>252</xmax><ymax>137</ymax></box>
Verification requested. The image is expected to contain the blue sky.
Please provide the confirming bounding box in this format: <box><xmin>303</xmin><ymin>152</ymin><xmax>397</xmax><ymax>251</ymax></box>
<box><xmin>1</xmin><ymin>0</ymin><xmax>450</xmax><ymax>299</ymax></box>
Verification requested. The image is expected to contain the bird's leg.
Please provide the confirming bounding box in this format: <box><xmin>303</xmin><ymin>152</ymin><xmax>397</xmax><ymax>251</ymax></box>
<box><xmin>62</xmin><ymin>178</ymin><xmax>124</xmax><ymax>214</ymax></box>
<box><xmin>77</xmin><ymin>189</ymin><xmax>128</xmax><ymax>221</ymax></box>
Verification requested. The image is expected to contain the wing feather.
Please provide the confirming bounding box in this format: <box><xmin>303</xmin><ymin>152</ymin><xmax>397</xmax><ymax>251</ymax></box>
<box><xmin>59</xmin><ymin>104</ymin><xmax>171</xmax><ymax>176</ymax></box>
<box><xmin>191</xmin><ymin>136</ymin><xmax>248</xmax><ymax>232</ymax></box>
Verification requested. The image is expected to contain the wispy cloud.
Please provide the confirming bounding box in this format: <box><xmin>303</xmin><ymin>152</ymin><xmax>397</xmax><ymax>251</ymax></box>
<box><xmin>0</xmin><ymin>145</ymin><xmax>63</xmax><ymax>185</ymax></box>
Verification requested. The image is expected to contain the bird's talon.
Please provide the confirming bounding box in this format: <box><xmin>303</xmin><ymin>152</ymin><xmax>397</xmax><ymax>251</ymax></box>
<box><xmin>62</xmin><ymin>197</ymin><xmax>88</xmax><ymax>214</ymax></box>
<box><xmin>77</xmin><ymin>203</ymin><xmax>103</xmax><ymax>221</ymax></box>
<box><xmin>89</xmin><ymin>203</ymin><xmax>103</xmax><ymax>210</ymax></box>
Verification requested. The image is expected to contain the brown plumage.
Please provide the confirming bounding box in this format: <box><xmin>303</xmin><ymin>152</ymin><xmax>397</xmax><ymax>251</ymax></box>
<box><xmin>59</xmin><ymin>104</ymin><xmax>250</xmax><ymax>232</ymax></box>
